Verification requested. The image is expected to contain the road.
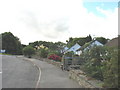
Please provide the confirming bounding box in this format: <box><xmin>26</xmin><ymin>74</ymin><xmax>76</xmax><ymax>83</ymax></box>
<box><xmin>2</xmin><ymin>55</ymin><xmax>39</xmax><ymax>88</ymax></box>
<box><xmin>2</xmin><ymin>55</ymin><xmax>81</xmax><ymax>88</ymax></box>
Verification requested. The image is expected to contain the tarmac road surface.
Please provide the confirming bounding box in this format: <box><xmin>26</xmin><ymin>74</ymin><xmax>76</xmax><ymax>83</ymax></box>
<box><xmin>21</xmin><ymin>57</ymin><xmax>81</xmax><ymax>88</ymax></box>
<box><xmin>2</xmin><ymin>55</ymin><xmax>81</xmax><ymax>88</ymax></box>
<box><xmin>2</xmin><ymin>55</ymin><xmax>39</xmax><ymax>88</ymax></box>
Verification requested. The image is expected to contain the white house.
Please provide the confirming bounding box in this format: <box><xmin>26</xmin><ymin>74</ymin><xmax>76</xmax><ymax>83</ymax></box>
<box><xmin>67</xmin><ymin>43</ymin><xmax>81</xmax><ymax>54</ymax></box>
<box><xmin>76</xmin><ymin>40</ymin><xmax>103</xmax><ymax>55</ymax></box>
<box><xmin>90</xmin><ymin>40</ymin><xmax>103</xmax><ymax>47</ymax></box>
<box><xmin>84</xmin><ymin>40</ymin><xmax>103</xmax><ymax>51</ymax></box>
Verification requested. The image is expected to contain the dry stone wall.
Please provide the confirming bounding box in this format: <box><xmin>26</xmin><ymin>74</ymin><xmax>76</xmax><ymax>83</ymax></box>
<box><xmin>69</xmin><ymin>70</ymin><xmax>103</xmax><ymax>88</ymax></box>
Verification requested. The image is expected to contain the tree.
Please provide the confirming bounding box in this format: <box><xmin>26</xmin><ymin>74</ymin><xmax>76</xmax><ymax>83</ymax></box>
<box><xmin>96</xmin><ymin>37</ymin><xmax>108</xmax><ymax>45</ymax></box>
<box><xmin>23</xmin><ymin>46</ymin><xmax>35</xmax><ymax>58</ymax></box>
<box><xmin>1</xmin><ymin>32</ymin><xmax>22</xmax><ymax>55</ymax></box>
<box><xmin>66</xmin><ymin>35</ymin><xmax>92</xmax><ymax>48</ymax></box>
<box><xmin>102</xmin><ymin>47</ymin><xmax>119</xmax><ymax>88</ymax></box>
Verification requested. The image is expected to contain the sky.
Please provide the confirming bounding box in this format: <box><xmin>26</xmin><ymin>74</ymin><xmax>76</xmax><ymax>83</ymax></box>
<box><xmin>0</xmin><ymin>0</ymin><xmax>119</xmax><ymax>45</ymax></box>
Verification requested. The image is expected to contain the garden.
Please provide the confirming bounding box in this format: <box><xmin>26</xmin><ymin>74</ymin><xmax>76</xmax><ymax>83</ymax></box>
<box><xmin>79</xmin><ymin>45</ymin><xmax>119</xmax><ymax>88</ymax></box>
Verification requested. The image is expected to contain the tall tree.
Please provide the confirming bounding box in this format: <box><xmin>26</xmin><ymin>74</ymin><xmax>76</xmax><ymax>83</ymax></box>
<box><xmin>1</xmin><ymin>32</ymin><xmax>22</xmax><ymax>55</ymax></box>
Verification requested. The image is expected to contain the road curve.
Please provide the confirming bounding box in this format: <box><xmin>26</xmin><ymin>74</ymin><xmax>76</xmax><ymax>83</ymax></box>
<box><xmin>22</xmin><ymin>57</ymin><xmax>81</xmax><ymax>88</ymax></box>
<box><xmin>2</xmin><ymin>55</ymin><xmax>81</xmax><ymax>88</ymax></box>
<box><xmin>2</xmin><ymin>55</ymin><xmax>39</xmax><ymax>88</ymax></box>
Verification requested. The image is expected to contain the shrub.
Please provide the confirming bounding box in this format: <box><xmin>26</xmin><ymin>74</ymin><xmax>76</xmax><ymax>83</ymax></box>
<box><xmin>48</xmin><ymin>50</ymin><xmax>63</xmax><ymax>57</ymax></box>
<box><xmin>102</xmin><ymin>47</ymin><xmax>118</xmax><ymax>88</ymax></box>
<box><xmin>47</xmin><ymin>52</ymin><xmax>56</xmax><ymax>58</ymax></box>
<box><xmin>39</xmin><ymin>48</ymin><xmax>48</xmax><ymax>58</ymax></box>
<box><xmin>83</xmin><ymin>58</ymin><xmax>103</xmax><ymax>80</ymax></box>
<box><xmin>23</xmin><ymin>46</ymin><xmax>35</xmax><ymax>58</ymax></box>
<box><xmin>81</xmin><ymin>45</ymin><xmax>106</xmax><ymax>81</ymax></box>
<box><xmin>48</xmin><ymin>54</ymin><xmax>61</xmax><ymax>61</ymax></box>
<box><xmin>81</xmin><ymin>45</ymin><xmax>119</xmax><ymax>88</ymax></box>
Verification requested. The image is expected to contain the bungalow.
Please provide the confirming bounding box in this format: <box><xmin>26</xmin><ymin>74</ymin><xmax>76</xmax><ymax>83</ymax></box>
<box><xmin>67</xmin><ymin>43</ymin><xmax>81</xmax><ymax>55</ymax></box>
<box><xmin>85</xmin><ymin>40</ymin><xmax>103</xmax><ymax>50</ymax></box>
<box><xmin>77</xmin><ymin>40</ymin><xmax>103</xmax><ymax>55</ymax></box>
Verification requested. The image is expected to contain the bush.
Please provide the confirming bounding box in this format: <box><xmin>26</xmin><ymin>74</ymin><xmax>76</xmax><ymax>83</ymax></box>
<box><xmin>23</xmin><ymin>46</ymin><xmax>35</xmax><ymax>58</ymax></box>
<box><xmin>48</xmin><ymin>54</ymin><xmax>61</xmax><ymax>61</ymax></box>
<box><xmin>83</xmin><ymin>58</ymin><xmax>103</xmax><ymax>80</ymax></box>
<box><xmin>81</xmin><ymin>45</ymin><xmax>119</xmax><ymax>88</ymax></box>
<box><xmin>48</xmin><ymin>50</ymin><xmax>63</xmax><ymax>57</ymax></box>
<box><xmin>81</xmin><ymin>45</ymin><xmax>106</xmax><ymax>81</ymax></box>
<box><xmin>102</xmin><ymin>47</ymin><xmax>118</xmax><ymax>88</ymax></box>
<box><xmin>39</xmin><ymin>48</ymin><xmax>48</xmax><ymax>58</ymax></box>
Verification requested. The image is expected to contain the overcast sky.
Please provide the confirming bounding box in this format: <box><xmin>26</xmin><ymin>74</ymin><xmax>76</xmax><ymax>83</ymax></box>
<box><xmin>0</xmin><ymin>0</ymin><xmax>118</xmax><ymax>45</ymax></box>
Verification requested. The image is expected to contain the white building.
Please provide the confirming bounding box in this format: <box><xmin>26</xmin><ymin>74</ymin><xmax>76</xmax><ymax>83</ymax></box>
<box><xmin>67</xmin><ymin>43</ymin><xmax>81</xmax><ymax>54</ymax></box>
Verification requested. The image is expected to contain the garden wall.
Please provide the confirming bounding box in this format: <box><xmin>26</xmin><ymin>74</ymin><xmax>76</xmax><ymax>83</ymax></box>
<box><xmin>69</xmin><ymin>69</ymin><xmax>103</xmax><ymax>88</ymax></box>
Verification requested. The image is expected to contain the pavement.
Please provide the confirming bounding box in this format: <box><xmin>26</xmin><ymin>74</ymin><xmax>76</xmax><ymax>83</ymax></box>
<box><xmin>2</xmin><ymin>55</ymin><xmax>81</xmax><ymax>88</ymax></box>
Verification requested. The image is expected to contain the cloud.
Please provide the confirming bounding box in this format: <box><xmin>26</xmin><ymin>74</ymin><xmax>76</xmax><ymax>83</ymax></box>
<box><xmin>67</xmin><ymin>2</ymin><xmax>118</xmax><ymax>39</ymax></box>
<box><xmin>0</xmin><ymin>0</ymin><xmax>118</xmax><ymax>44</ymax></box>
<box><xmin>21</xmin><ymin>12</ymin><xmax>69</xmax><ymax>39</ymax></box>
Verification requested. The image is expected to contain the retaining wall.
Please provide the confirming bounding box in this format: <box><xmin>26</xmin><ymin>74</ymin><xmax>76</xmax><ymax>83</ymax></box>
<box><xmin>69</xmin><ymin>70</ymin><xmax>103</xmax><ymax>88</ymax></box>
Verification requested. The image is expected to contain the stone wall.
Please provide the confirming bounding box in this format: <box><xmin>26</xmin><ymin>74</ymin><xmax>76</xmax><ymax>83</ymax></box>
<box><xmin>69</xmin><ymin>70</ymin><xmax>103</xmax><ymax>88</ymax></box>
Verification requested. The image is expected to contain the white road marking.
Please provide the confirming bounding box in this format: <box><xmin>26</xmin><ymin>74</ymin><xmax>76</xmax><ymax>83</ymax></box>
<box><xmin>22</xmin><ymin>58</ymin><xmax>41</xmax><ymax>89</ymax></box>
<box><xmin>0</xmin><ymin>72</ymin><xmax>2</xmax><ymax>74</ymax></box>
<box><xmin>35</xmin><ymin>65</ymin><xmax>41</xmax><ymax>89</ymax></box>
<box><xmin>28</xmin><ymin>59</ymin><xmax>42</xmax><ymax>89</ymax></box>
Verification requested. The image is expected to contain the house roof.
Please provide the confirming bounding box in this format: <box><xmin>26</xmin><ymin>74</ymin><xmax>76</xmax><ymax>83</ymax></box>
<box><xmin>77</xmin><ymin>40</ymin><xmax>103</xmax><ymax>51</ymax></box>
<box><xmin>90</xmin><ymin>40</ymin><xmax>103</xmax><ymax>47</ymax></box>
<box><xmin>68</xmin><ymin>43</ymin><xmax>81</xmax><ymax>52</ymax></box>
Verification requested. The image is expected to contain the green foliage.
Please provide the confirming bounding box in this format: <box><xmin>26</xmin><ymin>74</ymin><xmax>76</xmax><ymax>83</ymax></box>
<box><xmin>48</xmin><ymin>50</ymin><xmax>58</xmax><ymax>56</ymax></box>
<box><xmin>81</xmin><ymin>45</ymin><xmax>119</xmax><ymax>87</ymax></box>
<box><xmin>102</xmin><ymin>47</ymin><xmax>118</xmax><ymax>88</ymax></box>
<box><xmin>29</xmin><ymin>41</ymin><xmax>65</xmax><ymax>54</ymax></box>
<box><xmin>39</xmin><ymin>48</ymin><xmax>48</xmax><ymax>58</ymax></box>
<box><xmin>81</xmin><ymin>45</ymin><xmax>105</xmax><ymax>62</ymax></box>
<box><xmin>83</xmin><ymin>58</ymin><xmax>103</xmax><ymax>80</ymax></box>
<box><xmin>96</xmin><ymin>37</ymin><xmax>108</xmax><ymax>45</ymax></box>
<box><xmin>23</xmin><ymin>46</ymin><xmax>35</xmax><ymax>58</ymax></box>
<box><xmin>81</xmin><ymin>45</ymin><xmax>105</xmax><ymax>80</ymax></box>
<box><xmin>1</xmin><ymin>32</ymin><xmax>22</xmax><ymax>55</ymax></box>
<box><xmin>66</xmin><ymin>35</ymin><xmax>92</xmax><ymax>48</ymax></box>
<box><xmin>29</xmin><ymin>41</ymin><xmax>65</xmax><ymax>58</ymax></box>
